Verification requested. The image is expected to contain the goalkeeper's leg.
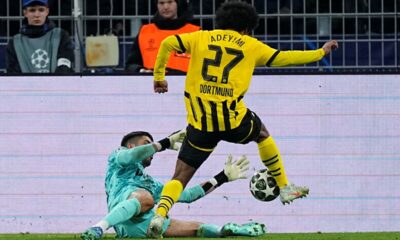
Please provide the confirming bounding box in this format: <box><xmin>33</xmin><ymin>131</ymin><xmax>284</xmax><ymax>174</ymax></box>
<box><xmin>81</xmin><ymin>190</ymin><xmax>153</xmax><ymax>240</ymax></box>
<box><xmin>163</xmin><ymin>220</ymin><xmax>266</xmax><ymax>238</ymax></box>
<box><xmin>220</xmin><ymin>222</ymin><xmax>267</xmax><ymax>237</ymax></box>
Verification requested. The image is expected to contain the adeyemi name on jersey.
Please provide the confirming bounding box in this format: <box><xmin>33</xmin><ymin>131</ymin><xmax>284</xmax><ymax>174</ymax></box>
<box><xmin>210</xmin><ymin>34</ymin><xmax>245</xmax><ymax>47</ymax></box>
<box><xmin>200</xmin><ymin>84</ymin><xmax>233</xmax><ymax>97</ymax></box>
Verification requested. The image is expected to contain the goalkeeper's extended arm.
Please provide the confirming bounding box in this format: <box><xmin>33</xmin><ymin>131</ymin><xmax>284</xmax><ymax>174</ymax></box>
<box><xmin>116</xmin><ymin>130</ymin><xmax>185</xmax><ymax>166</ymax></box>
<box><xmin>178</xmin><ymin>155</ymin><xmax>250</xmax><ymax>203</ymax></box>
<box><xmin>116</xmin><ymin>144</ymin><xmax>157</xmax><ymax>166</ymax></box>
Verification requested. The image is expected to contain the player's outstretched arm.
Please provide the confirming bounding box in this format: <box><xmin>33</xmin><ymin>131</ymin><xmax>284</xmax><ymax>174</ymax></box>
<box><xmin>269</xmin><ymin>39</ymin><xmax>339</xmax><ymax>67</ymax></box>
<box><xmin>177</xmin><ymin>155</ymin><xmax>250</xmax><ymax>203</ymax></box>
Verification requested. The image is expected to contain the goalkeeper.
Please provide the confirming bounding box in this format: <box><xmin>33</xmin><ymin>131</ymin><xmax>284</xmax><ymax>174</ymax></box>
<box><xmin>81</xmin><ymin>130</ymin><xmax>265</xmax><ymax>239</ymax></box>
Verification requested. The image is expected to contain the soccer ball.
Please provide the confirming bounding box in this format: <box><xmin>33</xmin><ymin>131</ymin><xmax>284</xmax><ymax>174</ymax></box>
<box><xmin>249</xmin><ymin>169</ymin><xmax>280</xmax><ymax>202</ymax></box>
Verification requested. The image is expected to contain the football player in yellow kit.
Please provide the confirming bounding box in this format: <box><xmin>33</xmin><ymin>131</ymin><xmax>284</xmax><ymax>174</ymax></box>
<box><xmin>148</xmin><ymin>1</ymin><xmax>339</xmax><ymax>238</ymax></box>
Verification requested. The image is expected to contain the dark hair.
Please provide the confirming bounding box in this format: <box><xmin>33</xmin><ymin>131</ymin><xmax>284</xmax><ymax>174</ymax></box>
<box><xmin>215</xmin><ymin>1</ymin><xmax>259</xmax><ymax>33</ymax></box>
<box><xmin>153</xmin><ymin>0</ymin><xmax>194</xmax><ymax>24</ymax></box>
<box><xmin>121</xmin><ymin>131</ymin><xmax>154</xmax><ymax>147</ymax></box>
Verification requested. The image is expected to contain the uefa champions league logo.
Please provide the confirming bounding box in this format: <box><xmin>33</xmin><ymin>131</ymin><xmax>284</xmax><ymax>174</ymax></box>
<box><xmin>31</xmin><ymin>49</ymin><xmax>50</xmax><ymax>73</ymax></box>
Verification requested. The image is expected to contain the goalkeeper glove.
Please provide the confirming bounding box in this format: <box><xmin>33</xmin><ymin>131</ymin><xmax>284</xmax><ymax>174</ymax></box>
<box><xmin>167</xmin><ymin>129</ymin><xmax>186</xmax><ymax>151</ymax></box>
<box><xmin>204</xmin><ymin>155</ymin><xmax>250</xmax><ymax>192</ymax></box>
<box><xmin>156</xmin><ymin>129</ymin><xmax>186</xmax><ymax>151</ymax></box>
<box><xmin>224</xmin><ymin>155</ymin><xmax>250</xmax><ymax>181</ymax></box>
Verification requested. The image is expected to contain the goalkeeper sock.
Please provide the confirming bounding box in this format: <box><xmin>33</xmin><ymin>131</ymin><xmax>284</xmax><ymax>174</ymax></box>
<box><xmin>93</xmin><ymin>220</ymin><xmax>109</xmax><ymax>232</ymax></box>
<box><xmin>103</xmin><ymin>198</ymin><xmax>141</xmax><ymax>228</ymax></box>
<box><xmin>257</xmin><ymin>136</ymin><xmax>288</xmax><ymax>188</ymax></box>
<box><xmin>197</xmin><ymin>224</ymin><xmax>222</xmax><ymax>238</ymax></box>
<box><xmin>156</xmin><ymin>179</ymin><xmax>183</xmax><ymax>217</ymax></box>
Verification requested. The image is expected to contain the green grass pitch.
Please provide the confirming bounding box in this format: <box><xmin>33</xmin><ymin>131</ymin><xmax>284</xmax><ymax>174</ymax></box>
<box><xmin>0</xmin><ymin>232</ymin><xmax>399</xmax><ymax>240</ymax></box>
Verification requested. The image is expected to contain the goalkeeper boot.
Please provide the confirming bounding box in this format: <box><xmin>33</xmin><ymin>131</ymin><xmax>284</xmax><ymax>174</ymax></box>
<box><xmin>81</xmin><ymin>226</ymin><xmax>103</xmax><ymax>240</ymax></box>
<box><xmin>147</xmin><ymin>214</ymin><xmax>165</xmax><ymax>238</ymax></box>
<box><xmin>221</xmin><ymin>222</ymin><xmax>266</xmax><ymax>237</ymax></box>
<box><xmin>280</xmin><ymin>182</ymin><xmax>309</xmax><ymax>204</ymax></box>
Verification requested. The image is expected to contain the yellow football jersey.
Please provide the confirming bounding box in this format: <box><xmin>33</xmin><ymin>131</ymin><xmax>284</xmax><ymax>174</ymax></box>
<box><xmin>154</xmin><ymin>30</ymin><xmax>325</xmax><ymax>132</ymax></box>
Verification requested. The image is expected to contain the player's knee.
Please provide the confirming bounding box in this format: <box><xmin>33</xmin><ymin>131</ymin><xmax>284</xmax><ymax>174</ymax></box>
<box><xmin>128</xmin><ymin>190</ymin><xmax>155</xmax><ymax>213</ymax></box>
<box><xmin>256</xmin><ymin>124</ymin><xmax>270</xmax><ymax>142</ymax></box>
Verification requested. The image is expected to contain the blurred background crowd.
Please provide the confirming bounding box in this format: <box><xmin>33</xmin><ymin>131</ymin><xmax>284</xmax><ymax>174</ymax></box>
<box><xmin>0</xmin><ymin>0</ymin><xmax>398</xmax><ymax>74</ymax></box>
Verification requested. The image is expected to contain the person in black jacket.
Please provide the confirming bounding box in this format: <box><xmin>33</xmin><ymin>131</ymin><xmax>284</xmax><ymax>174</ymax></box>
<box><xmin>6</xmin><ymin>0</ymin><xmax>74</xmax><ymax>73</ymax></box>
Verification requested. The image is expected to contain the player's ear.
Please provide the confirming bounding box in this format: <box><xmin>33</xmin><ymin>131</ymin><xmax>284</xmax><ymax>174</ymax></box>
<box><xmin>127</xmin><ymin>143</ymin><xmax>136</xmax><ymax>149</ymax></box>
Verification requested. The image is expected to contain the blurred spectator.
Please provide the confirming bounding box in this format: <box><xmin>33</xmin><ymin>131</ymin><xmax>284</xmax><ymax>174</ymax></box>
<box><xmin>125</xmin><ymin>0</ymin><xmax>200</xmax><ymax>73</ymax></box>
<box><xmin>6</xmin><ymin>0</ymin><xmax>74</xmax><ymax>73</ymax></box>
<box><xmin>113</xmin><ymin>22</ymin><xmax>124</xmax><ymax>36</ymax></box>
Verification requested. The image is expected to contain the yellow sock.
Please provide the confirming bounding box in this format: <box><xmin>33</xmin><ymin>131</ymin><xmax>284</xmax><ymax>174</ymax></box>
<box><xmin>156</xmin><ymin>179</ymin><xmax>183</xmax><ymax>217</ymax></box>
<box><xmin>257</xmin><ymin>136</ymin><xmax>289</xmax><ymax>188</ymax></box>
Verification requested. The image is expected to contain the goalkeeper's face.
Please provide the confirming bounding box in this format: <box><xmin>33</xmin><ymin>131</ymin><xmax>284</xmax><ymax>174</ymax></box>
<box><xmin>128</xmin><ymin>135</ymin><xmax>154</xmax><ymax>167</ymax></box>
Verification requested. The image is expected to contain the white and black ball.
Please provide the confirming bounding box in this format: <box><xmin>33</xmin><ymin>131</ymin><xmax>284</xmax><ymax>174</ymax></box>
<box><xmin>249</xmin><ymin>169</ymin><xmax>280</xmax><ymax>202</ymax></box>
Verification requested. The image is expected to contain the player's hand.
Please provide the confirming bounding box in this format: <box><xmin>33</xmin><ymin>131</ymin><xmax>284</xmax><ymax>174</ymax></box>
<box><xmin>167</xmin><ymin>129</ymin><xmax>186</xmax><ymax>151</ymax></box>
<box><xmin>154</xmin><ymin>80</ymin><xmax>168</xmax><ymax>93</ymax></box>
<box><xmin>322</xmin><ymin>40</ymin><xmax>339</xmax><ymax>56</ymax></box>
<box><xmin>224</xmin><ymin>155</ymin><xmax>250</xmax><ymax>181</ymax></box>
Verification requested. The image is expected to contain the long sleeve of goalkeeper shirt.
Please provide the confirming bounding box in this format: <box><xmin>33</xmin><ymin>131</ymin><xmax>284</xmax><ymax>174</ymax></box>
<box><xmin>115</xmin><ymin>145</ymin><xmax>156</xmax><ymax>167</ymax></box>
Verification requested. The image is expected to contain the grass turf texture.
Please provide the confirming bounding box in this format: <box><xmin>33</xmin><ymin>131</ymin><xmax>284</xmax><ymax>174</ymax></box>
<box><xmin>0</xmin><ymin>232</ymin><xmax>399</xmax><ymax>240</ymax></box>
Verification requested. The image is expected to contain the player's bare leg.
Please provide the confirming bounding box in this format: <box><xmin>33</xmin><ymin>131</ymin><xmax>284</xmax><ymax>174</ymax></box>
<box><xmin>148</xmin><ymin>160</ymin><xmax>196</xmax><ymax>238</ymax></box>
